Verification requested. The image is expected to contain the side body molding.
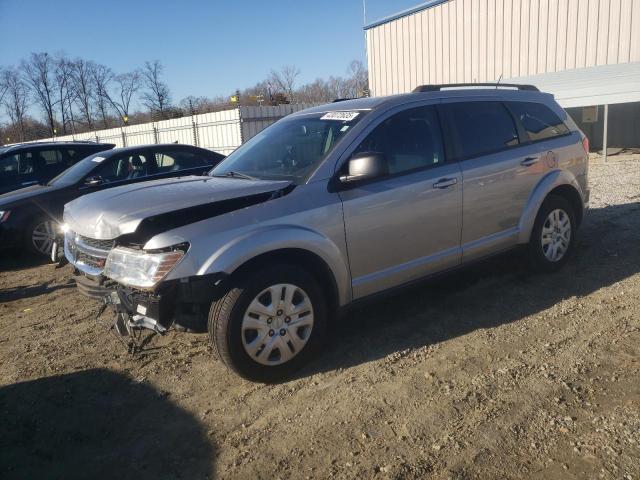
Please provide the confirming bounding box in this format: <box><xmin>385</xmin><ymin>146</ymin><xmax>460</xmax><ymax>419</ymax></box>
<box><xmin>517</xmin><ymin>169</ymin><xmax>586</xmax><ymax>244</ymax></box>
<box><xmin>198</xmin><ymin>225</ymin><xmax>352</xmax><ymax>306</ymax></box>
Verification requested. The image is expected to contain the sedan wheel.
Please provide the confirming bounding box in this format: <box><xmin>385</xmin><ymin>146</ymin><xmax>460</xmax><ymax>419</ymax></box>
<box><xmin>30</xmin><ymin>220</ymin><xmax>57</xmax><ymax>256</ymax></box>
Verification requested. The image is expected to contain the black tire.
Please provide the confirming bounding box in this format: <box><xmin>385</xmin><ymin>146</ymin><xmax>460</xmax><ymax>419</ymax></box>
<box><xmin>527</xmin><ymin>194</ymin><xmax>577</xmax><ymax>273</ymax></box>
<box><xmin>208</xmin><ymin>265</ymin><xmax>328</xmax><ymax>382</ymax></box>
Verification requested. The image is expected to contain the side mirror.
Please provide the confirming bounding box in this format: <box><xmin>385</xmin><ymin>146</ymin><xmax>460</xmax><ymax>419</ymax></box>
<box><xmin>340</xmin><ymin>152</ymin><xmax>388</xmax><ymax>183</ymax></box>
<box><xmin>84</xmin><ymin>175</ymin><xmax>103</xmax><ymax>187</ymax></box>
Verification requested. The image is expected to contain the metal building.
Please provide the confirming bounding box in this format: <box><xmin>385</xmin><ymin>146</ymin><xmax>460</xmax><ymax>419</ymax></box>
<box><xmin>365</xmin><ymin>0</ymin><xmax>640</xmax><ymax>150</ymax></box>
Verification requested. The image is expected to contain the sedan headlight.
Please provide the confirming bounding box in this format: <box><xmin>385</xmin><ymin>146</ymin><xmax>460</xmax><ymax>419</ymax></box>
<box><xmin>103</xmin><ymin>245</ymin><xmax>187</xmax><ymax>289</ymax></box>
<box><xmin>0</xmin><ymin>211</ymin><xmax>11</xmax><ymax>223</ymax></box>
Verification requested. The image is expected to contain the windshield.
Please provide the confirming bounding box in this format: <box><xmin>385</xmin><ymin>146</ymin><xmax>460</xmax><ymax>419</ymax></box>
<box><xmin>48</xmin><ymin>152</ymin><xmax>109</xmax><ymax>187</ymax></box>
<box><xmin>210</xmin><ymin>110</ymin><xmax>366</xmax><ymax>183</ymax></box>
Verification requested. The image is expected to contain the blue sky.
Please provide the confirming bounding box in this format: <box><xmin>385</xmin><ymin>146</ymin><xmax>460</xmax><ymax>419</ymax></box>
<box><xmin>0</xmin><ymin>0</ymin><xmax>418</xmax><ymax>105</ymax></box>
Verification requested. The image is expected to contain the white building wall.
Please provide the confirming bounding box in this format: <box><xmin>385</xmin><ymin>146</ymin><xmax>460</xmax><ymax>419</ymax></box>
<box><xmin>366</xmin><ymin>0</ymin><xmax>640</xmax><ymax>96</ymax></box>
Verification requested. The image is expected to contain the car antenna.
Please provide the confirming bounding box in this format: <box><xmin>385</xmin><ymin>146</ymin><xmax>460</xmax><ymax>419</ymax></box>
<box><xmin>496</xmin><ymin>74</ymin><xmax>503</xmax><ymax>88</ymax></box>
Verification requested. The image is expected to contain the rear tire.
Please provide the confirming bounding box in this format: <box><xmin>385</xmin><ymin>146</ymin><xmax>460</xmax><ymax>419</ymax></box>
<box><xmin>527</xmin><ymin>194</ymin><xmax>577</xmax><ymax>273</ymax></box>
<box><xmin>208</xmin><ymin>265</ymin><xmax>327</xmax><ymax>382</ymax></box>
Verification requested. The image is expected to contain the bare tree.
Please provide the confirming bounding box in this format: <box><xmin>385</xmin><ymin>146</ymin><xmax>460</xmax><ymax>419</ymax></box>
<box><xmin>326</xmin><ymin>75</ymin><xmax>350</xmax><ymax>100</ymax></box>
<box><xmin>269</xmin><ymin>65</ymin><xmax>301</xmax><ymax>101</ymax></box>
<box><xmin>179</xmin><ymin>95</ymin><xmax>213</xmax><ymax>115</ymax></box>
<box><xmin>0</xmin><ymin>67</ymin><xmax>8</xmax><ymax>107</ymax></box>
<box><xmin>91</xmin><ymin>64</ymin><xmax>114</xmax><ymax>128</ymax></box>
<box><xmin>71</xmin><ymin>58</ymin><xmax>96</xmax><ymax>129</ymax></box>
<box><xmin>21</xmin><ymin>52</ymin><xmax>58</xmax><ymax>135</ymax></box>
<box><xmin>54</xmin><ymin>54</ymin><xmax>76</xmax><ymax>134</ymax></box>
<box><xmin>141</xmin><ymin>60</ymin><xmax>171</xmax><ymax>118</ymax></box>
<box><xmin>296</xmin><ymin>78</ymin><xmax>333</xmax><ymax>103</ymax></box>
<box><xmin>1</xmin><ymin>68</ymin><xmax>30</xmax><ymax>142</ymax></box>
<box><xmin>346</xmin><ymin>59</ymin><xmax>368</xmax><ymax>97</ymax></box>
<box><xmin>103</xmin><ymin>71</ymin><xmax>140</xmax><ymax>124</ymax></box>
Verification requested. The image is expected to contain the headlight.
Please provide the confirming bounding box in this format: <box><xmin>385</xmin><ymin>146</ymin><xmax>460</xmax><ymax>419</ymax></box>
<box><xmin>0</xmin><ymin>211</ymin><xmax>11</xmax><ymax>223</ymax></box>
<box><xmin>103</xmin><ymin>245</ymin><xmax>187</xmax><ymax>289</ymax></box>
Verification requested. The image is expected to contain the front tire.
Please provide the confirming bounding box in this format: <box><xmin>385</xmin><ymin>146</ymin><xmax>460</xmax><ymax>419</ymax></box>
<box><xmin>26</xmin><ymin>218</ymin><xmax>57</xmax><ymax>257</ymax></box>
<box><xmin>527</xmin><ymin>194</ymin><xmax>577</xmax><ymax>273</ymax></box>
<box><xmin>208</xmin><ymin>265</ymin><xmax>327</xmax><ymax>382</ymax></box>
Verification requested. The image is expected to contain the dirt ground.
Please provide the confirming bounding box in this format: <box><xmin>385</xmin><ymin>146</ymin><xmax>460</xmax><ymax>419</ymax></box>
<box><xmin>1</xmin><ymin>154</ymin><xmax>639</xmax><ymax>480</ymax></box>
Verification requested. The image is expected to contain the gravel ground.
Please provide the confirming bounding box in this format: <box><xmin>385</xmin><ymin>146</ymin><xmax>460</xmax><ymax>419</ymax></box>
<box><xmin>1</xmin><ymin>154</ymin><xmax>639</xmax><ymax>480</ymax></box>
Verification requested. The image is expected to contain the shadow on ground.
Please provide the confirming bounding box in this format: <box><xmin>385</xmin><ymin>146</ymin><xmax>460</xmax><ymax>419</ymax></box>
<box><xmin>0</xmin><ymin>249</ymin><xmax>51</xmax><ymax>273</ymax></box>
<box><xmin>0</xmin><ymin>281</ymin><xmax>75</xmax><ymax>303</ymax></box>
<box><xmin>0</xmin><ymin>369</ymin><xmax>215</xmax><ymax>480</ymax></box>
<box><xmin>298</xmin><ymin>201</ymin><xmax>640</xmax><ymax>377</ymax></box>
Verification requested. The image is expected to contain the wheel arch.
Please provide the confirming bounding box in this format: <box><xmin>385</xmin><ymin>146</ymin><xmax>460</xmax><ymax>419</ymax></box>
<box><xmin>193</xmin><ymin>225</ymin><xmax>351</xmax><ymax>308</ymax></box>
<box><xmin>518</xmin><ymin>170</ymin><xmax>586</xmax><ymax>244</ymax></box>
<box><xmin>229</xmin><ymin>248</ymin><xmax>341</xmax><ymax>317</ymax></box>
<box><xmin>547</xmin><ymin>184</ymin><xmax>584</xmax><ymax>227</ymax></box>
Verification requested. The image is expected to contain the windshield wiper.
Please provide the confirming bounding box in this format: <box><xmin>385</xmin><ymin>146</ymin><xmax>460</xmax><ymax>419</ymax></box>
<box><xmin>211</xmin><ymin>171</ymin><xmax>257</xmax><ymax>180</ymax></box>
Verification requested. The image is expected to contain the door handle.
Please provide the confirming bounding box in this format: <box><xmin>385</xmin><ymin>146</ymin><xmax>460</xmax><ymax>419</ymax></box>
<box><xmin>21</xmin><ymin>181</ymin><xmax>38</xmax><ymax>186</ymax></box>
<box><xmin>520</xmin><ymin>156</ymin><xmax>539</xmax><ymax>167</ymax></box>
<box><xmin>433</xmin><ymin>177</ymin><xmax>457</xmax><ymax>189</ymax></box>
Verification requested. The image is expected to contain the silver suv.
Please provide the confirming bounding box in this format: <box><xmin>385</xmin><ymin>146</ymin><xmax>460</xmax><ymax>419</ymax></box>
<box><xmin>63</xmin><ymin>84</ymin><xmax>589</xmax><ymax>381</ymax></box>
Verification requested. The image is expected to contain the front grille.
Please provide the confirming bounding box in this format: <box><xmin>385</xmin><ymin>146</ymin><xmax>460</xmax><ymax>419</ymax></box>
<box><xmin>76</xmin><ymin>251</ymin><xmax>106</xmax><ymax>270</ymax></box>
<box><xmin>77</xmin><ymin>235</ymin><xmax>114</xmax><ymax>250</ymax></box>
<box><xmin>65</xmin><ymin>230</ymin><xmax>113</xmax><ymax>276</ymax></box>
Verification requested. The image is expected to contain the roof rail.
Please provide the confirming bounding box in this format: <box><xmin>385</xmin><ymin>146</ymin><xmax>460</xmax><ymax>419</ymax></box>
<box><xmin>332</xmin><ymin>98</ymin><xmax>356</xmax><ymax>103</ymax></box>
<box><xmin>413</xmin><ymin>83</ymin><xmax>539</xmax><ymax>92</ymax></box>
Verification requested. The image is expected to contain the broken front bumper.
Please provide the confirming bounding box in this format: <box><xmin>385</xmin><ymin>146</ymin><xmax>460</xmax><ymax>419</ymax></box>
<box><xmin>92</xmin><ymin>273</ymin><xmax>226</xmax><ymax>338</ymax></box>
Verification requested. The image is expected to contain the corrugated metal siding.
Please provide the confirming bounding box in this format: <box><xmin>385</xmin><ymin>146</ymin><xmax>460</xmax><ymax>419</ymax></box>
<box><xmin>33</xmin><ymin>104</ymin><xmax>319</xmax><ymax>155</ymax></box>
<box><xmin>366</xmin><ymin>0</ymin><xmax>640</xmax><ymax>96</ymax></box>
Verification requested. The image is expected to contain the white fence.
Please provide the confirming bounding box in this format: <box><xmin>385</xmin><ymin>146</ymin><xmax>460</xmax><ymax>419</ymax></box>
<box><xmin>36</xmin><ymin>104</ymin><xmax>319</xmax><ymax>155</ymax></box>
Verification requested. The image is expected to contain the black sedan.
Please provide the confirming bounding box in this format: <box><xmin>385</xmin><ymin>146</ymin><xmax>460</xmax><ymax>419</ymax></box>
<box><xmin>0</xmin><ymin>144</ymin><xmax>225</xmax><ymax>256</ymax></box>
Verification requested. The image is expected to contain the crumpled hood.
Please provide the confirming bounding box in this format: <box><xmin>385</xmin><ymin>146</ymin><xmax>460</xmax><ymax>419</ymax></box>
<box><xmin>64</xmin><ymin>175</ymin><xmax>292</xmax><ymax>239</ymax></box>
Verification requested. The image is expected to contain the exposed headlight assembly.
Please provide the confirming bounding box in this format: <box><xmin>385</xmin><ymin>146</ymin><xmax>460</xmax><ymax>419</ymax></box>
<box><xmin>0</xmin><ymin>211</ymin><xmax>11</xmax><ymax>223</ymax></box>
<box><xmin>104</xmin><ymin>244</ymin><xmax>188</xmax><ymax>289</ymax></box>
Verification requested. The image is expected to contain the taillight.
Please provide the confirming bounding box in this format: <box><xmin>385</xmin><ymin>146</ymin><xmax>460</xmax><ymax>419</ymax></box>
<box><xmin>582</xmin><ymin>136</ymin><xmax>590</xmax><ymax>154</ymax></box>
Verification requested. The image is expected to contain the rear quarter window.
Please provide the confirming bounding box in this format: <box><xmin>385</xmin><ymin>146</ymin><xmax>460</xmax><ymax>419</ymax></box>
<box><xmin>507</xmin><ymin>101</ymin><xmax>570</xmax><ymax>142</ymax></box>
<box><xmin>439</xmin><ymin>101</ymin><xmax>520</xmax><ymax>160</ymax></box>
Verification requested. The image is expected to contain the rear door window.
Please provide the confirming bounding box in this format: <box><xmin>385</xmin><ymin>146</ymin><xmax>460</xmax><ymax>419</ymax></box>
<box><xmin>153</xmin><ymin>149</ymin><xmax>215</xmax><ymax>174</ymax></box>
<box><xmin>0</xmin><ymin>152</ymin><xmax>36</xmax><ymax>177</ymax></box>
<box><xmin>507</xmin><ymin>101</ymin><xmax>570</xmax><ymax>142</ymax></box>
<box><xmin>40</xmin><ymin>149</ymin><xmax>64</xmax><ymax>166</ymax></box>
<box><xmin>92</xmin><ymin>152</ymin><xmax>152</xmax><ymax>183</ymax></box>
<box><xmin>439</xmin><ymin>101</ymin><xmax>520</xmax><ymax>160</ymax></box>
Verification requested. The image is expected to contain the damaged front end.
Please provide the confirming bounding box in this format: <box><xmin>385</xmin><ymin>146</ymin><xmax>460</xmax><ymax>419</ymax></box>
<box><xmin>94</xmin><ymin>271</ymin><xmax>226</xmax><ymax>352</ymax></box>
<box><xmin>65</xmin><ymin>229</ymin><xmax>224</xmax><ymax>350</ymax></box>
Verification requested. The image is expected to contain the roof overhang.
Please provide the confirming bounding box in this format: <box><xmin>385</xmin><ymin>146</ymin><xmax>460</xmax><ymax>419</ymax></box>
<box><xmin>506</xmin><ymin>62</ymin><xmax>640</xmax><ymax>108</ymax></box>
<box><xmin>364</xmin><ymin>0</ymin><xmax>449</xmax><ymax>30</ymax></box>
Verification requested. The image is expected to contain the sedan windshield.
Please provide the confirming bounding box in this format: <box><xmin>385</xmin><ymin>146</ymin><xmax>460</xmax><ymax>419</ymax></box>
<box><xmin>210</xmin><ymin>111</ymin><xmax>366</xmax><ymax>183</ymax></box>
<box><xmin>48</xmin><ymin>152</ymin><xmax>109</xmax><ymax>187</ymax></box>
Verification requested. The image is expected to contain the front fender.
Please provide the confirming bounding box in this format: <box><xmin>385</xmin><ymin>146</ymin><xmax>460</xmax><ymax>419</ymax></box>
<box><xmin>517</xmin><ymin>169</ymin><xmax>584</xmax><ymax>244</ymax></box>
<box><xmin>197</xmin><ymin>225</ymin><xmax>352</xmax><ymax>306</ymax></box>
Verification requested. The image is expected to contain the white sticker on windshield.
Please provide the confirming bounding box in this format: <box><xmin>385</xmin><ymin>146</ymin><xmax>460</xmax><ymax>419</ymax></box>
<box><xmin>321</xmin><ymin>111</ymin><xmax>360</xmax><ymax>121</ymax></box>
<box><xmin>91</xmin><ymin>156</ymin><xmax>106</xmax><ymax>163</ymax></box>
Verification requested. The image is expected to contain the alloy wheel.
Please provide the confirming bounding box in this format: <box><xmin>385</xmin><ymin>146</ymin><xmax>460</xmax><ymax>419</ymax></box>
<box><xmin>31</xmin><ymin>220</ymin><xmax>57</xmax><ymax>256</ymax></box>
<box><xmin>541</xmin><ymin>208</ymin><xmax>571</xmax><ymax>262</ymax></box>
